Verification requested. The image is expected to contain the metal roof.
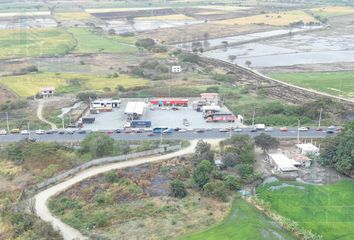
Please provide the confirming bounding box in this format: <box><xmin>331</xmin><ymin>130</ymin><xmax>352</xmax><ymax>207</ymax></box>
<box><xmin>124</xmin><ymin>102</ymin><xmax>146</xmax><ymax>115</ymax></box>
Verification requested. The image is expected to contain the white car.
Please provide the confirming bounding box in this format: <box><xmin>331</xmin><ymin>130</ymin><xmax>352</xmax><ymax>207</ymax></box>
<box><xmin>265</xmin><ymin>127</ymin><xmax>273</xmax><ymax>132</ymax></box>
<box><xmin>144</xmin><ymin>128</ymin><xmax>153</xmax><ymax>132</ymax></box>
<box><xmin>0</xmin><ymin>129</ymin><xmax>7</xmax><ymax>135</ymax></box>
<box><xmin>298</xmin><ymin>127</ymin><xmax>309</xmax><ymax>132</ymax></box>
<box><xmin>179</xmin><ymin>128</ymin><xmax>187</xmax><ymax>133</ymax></box>
<box><xmin>20</xmin><ymin>130</ymin><xmax>29</xmax><ymax>135</ymax></box>
<box><xmin>234</xmin><ymin>128</ymin><xmax>242</xmax><ymax>132</ymax></box>
<box><xmin>35</xmin><ymin>129</ymin><xmax>45</xmax><ymax>135</ymax></box>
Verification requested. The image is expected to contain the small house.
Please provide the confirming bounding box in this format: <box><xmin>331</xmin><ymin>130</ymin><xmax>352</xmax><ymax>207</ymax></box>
<box><xmin>296</xmin><ymin>143</ymin><xmax>319</xmax><ymax>155</ymax></box>
<box><xmin>266</xmin><ymin>153</ymin><xmax>300</xmax><ymax>172</ymax></box>
<box><xmin>39</xmin><ymin>87</ymin><xmax>55</xmax><ymax>98</ymax></box>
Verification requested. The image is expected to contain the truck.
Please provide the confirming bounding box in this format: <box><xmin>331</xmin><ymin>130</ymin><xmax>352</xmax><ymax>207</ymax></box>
<box><xmin>206</xmin><ymin>113</ymin><xmax>236</xmax><ymax>122</ymax></box>
<box><xmin>255</xmin><ymin>124</ymin><xmax>265</xmax><ymax>130</ymax></box>
<box><xmin>82</xmin><ymin>117</ymin><xmax>95</xmax><ymax>124</ymax></box>
<box><xmin>131</xmin><ymin>120</ymin><xmax>152</xmax><ymax>128</ymax></box>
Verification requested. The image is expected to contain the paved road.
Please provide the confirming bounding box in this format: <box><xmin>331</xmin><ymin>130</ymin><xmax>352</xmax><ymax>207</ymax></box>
<box><xmin>0</xmin><ymin>128</ymin><xmax>336</xmax><ymax>142</ymax></box>
<box><xmin>34</xmin><ymin>140</ymin><xmax>200</xmax><ymax>240</ymax></box>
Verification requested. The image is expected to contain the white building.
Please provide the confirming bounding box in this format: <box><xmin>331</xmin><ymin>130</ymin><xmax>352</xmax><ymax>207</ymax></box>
<box><xmin>266</xmin><ymin>153</ymin><xmax>300</xmax><ymax>172</ymax></box>
<box><xmin>92</xmin><ymin>99</ymin><xmax>120</xmax><ymax>112</ymax></box>
<box><xmin>296</xmin><ymin>143</ymin><xmax>319</xmax><ymax>155</ymax></box>
<box><xmin>171</xmin><ymin>65</ymin><xmax>182</xmax><ymax>73</ymax></box>
<box><xmin>39</xmin><ymin>87</ymin><xmax>55</xmax><ymax>98</ymax></box>
<box><xmin>125</xmin><ymin>101</ymin><xmax>146</xmax><ymax>120</ymax></box>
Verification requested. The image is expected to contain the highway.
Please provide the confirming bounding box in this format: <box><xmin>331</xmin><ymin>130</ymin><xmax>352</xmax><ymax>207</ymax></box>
<box><xmin>0</xmin><ymin>128</ymin><xmax>337</xmax><ymax>142</ymax></box>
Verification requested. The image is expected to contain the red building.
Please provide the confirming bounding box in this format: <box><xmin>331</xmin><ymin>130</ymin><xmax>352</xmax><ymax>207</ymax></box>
<box><xmin>150</xmin><ymin>99</ymin><xmax>188</xmax><ymax>107</ymax></box>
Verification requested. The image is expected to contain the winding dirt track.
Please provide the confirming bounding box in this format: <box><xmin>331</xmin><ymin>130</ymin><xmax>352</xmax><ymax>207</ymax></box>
<box><xmin>34</xmin><ymin>140</ymin><xmax>210</xmax><ymax>240</ymax></box>
<box><xmin>37</xmin><ymin>99</ymin><xmax>58</xmax><ymax>130</ymax></box>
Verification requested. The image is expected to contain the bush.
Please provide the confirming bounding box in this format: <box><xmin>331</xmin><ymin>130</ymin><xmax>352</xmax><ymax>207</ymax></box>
<box><xmin>80</xmin><ymin>133</ymin><xmax>114</xmax><ymax>158</ymax></box>
<box><xmin>203</xmin><ymin>180</ymin><xmax>228</xmax><ymax>202</ymax></box>
<box><xmin>135</xmin><ymin>38</ymin><xmax>155</xmax><ymax>49</ymax></box>
<box><xmin>223</xmin><ymin>175</ymin><xmax>241</xmax><ymax>191</ymax></box>
<box><xmin>169</xmin><ymin>179</ymin><xmax>188</xmax><ymax>198</ymax></box>
<box><xmin>212</xmin><ymin>73</ymin><xmax>234</xmax><ymax>83</ymax></box>
<box><xmin>222</xmin><ymin>152</ymin><xmax>238</xmax><ymax>168</ymax></box>
<box><xmin>105</xmin><ymin>170</ymin><xmax>119</xmax><ymax>183</ymax></box>
<box><xmin>238</xmin><ymin>164</ymin><xmax>254</xmax><ymax>179</ymax></box>
<box><xmin>76</xmin><ymin>91</ymin><xmax>97</xmax><ymax>102</ymax></box>
<box><xmin>178</xmin><ymin>53</ymin><xmax>200</xmax><ymax>63</ymax></box>
<box><xmin>193</xmin><ymin>160</ymin><xmax>213</xmax><ymax>188</ymax></box>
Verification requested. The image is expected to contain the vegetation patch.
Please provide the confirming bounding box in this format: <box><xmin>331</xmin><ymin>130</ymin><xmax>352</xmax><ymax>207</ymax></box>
<box><xmin>310</xmin><ymin>6</ymin><xmax>354</xmax><ymax>18</ymax></box>
<box><xmin>268</xmin><ymin>71</ymin><xmax>354</xmax><ymax>98</ymax></box>
<box><xmin>0</xmin><ymin>28</ymin><xmax>76</xmax><ymax>59</ymax></box>
<box><xmin>257</xmin><ymin>180</ymin><xmax>354</xmax><ymax>240</ymax></box>
<box><xmin>54</xmin><ymin>12</ymin><xmax>93</xmax><ymax>21</ymax></box>
<box><xmin>68</xmin><ymin>28</ymin><xmax>137</xmax><ymax>54</ymax></box>
<box><xmin>214</xmin><ymin>10</ymin><xmax>318</xmax><ymax>26</ymax></box>
<box><xmin>0</xmin><ymin>72</ymin><xmax>148</xmax><ymax>97</ymax></box>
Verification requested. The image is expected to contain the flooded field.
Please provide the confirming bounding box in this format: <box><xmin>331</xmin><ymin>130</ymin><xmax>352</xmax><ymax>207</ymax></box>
<box><xmin>202</xmin><ymin>32</ymin><xmax>354</xmax><ymax>67</ymax></box>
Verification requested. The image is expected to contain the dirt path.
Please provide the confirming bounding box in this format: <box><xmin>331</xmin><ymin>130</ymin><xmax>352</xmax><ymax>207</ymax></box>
<box><xmin>34</xmin><ymin>139</ymin><xmax>219</xmax><ymax>240</ymax></box>
<box><xmin>37</xmin><ymin>99</ymin><xmax>58</xmax><ymax>130</ymax></box>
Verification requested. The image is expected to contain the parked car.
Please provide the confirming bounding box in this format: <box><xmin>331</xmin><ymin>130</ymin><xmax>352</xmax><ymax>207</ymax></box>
<box><xmin>179</xmin><ymin>128</ymin><xmax>187</xmax><ymax>133</ymax></box>
<box><xmin>106</xmin><ymin>130</ymin><xmax>114</xmax><ymax>134</ymax></box>
<box><xmin>35</xmin><ymin>129</ymin><xmax>45</xmax><ymax>135</ymax></box>
<box><xmin>265</xmin><ymin>127</ymin><xmax>273</xmax><ymax>132</ymax></box>
<box><xmin>144</xmin><ymin>128</ymin><xmax>153</xmax><ymax>132</ymax></box>
<box><xmin>280</xmin><ymin>127</ymin><xmax>288</xmax><ymax>132</ymax></box>
<box><xmin>20</xmin><ymin>130</ymin><xmax>29</xmax><ymax>135</ymax></box>
<box><xmin>114</xmin><ymin>129</ymin><xmax>122</xmax><ymax>133</ymax></box>
<box><xmin>250</xmin><ymin>128</ymin><xmax>257</xmax><ymax>132</ymax></box>
<box><xmin>124</xmin><ymin>128</ymin><xmax>132</xmax><ymax>134</ymax></box>
<box><xmin>0</xmin><ymin>129</ymin><xmax>7</xmax><ymax>135</ymax></box>
<box><xmin>195</xmin><ymin>128</ymin><xmax>205</xmax><ymax>133</ymax></box>
<box><xmin>316</xmin><ymin>128</ymin><xmax>323</xmax><ymax>131</ymax></box>
<box><xmin>219</xmin><ymin>128</ymin><xmax>229</xmax><ymax>132</ymax></box>
<box><xmin>10</xmin><ymin>128</ymin><xmax>20</xmax><ymax>134</ymax></box>
<box><xmin>148</xmin><ymin>132</ymin><xmax>156</xmax><ymax>137</ymax></box>
<box><xmin>78</xmin><ymin>129</ymin><xmax>86</xmax><ymax>134</ymax></box>
<box><xmin>326</xmin><ymin>129</ymin><xmax>335</xmax><ymax>134</ymax></box>
<box><xmin>58</xmin><ymin>129</ymin><xmax>66</xmax><ymax>134</ymax></box>
<box><xmin>234</xmin><ymin>128</ymin><xmax>242</xmax><ymax>132</ymax></box>
<box><xmin>66</xmin><ymin>129</ymin><xmax>75</xmax><ymax>134</ymax></box>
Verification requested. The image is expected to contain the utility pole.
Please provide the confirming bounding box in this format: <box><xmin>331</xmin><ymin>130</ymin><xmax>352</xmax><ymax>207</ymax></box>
<box><xmin>318</xmin><ymin>108</ymin><xmax>323</xmax><ymax>128</ymax></box>
<box><xmin>27</xmin><ymin>122</ymin><xmax>30</xmax><ymax>139</ymax></box>
<box><xmin>5</xmin><ymin>112</ymin><xmax>9</xmax><ymax>132</ymax></box>
<box><xmin>252</xmin><ymin>109</ymin><xmax>255</xmax><ymax>126</ymax></box>
<box><xmin>160</xmin><ymin>131</ymin><xmax>163</xmax><ymax>144</ymax></box>
<box><xmin>62</xmin><ymin>115</ymin><xmax>65</xmax><ymax>129</ymax></box>
<box><xmin>297</xmin><ymin>119</ymin><xmax>300</xmax><ymax>145</ymax></box>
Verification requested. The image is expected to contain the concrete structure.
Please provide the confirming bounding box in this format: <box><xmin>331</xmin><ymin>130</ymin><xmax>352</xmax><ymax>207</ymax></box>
<box><xmin>296</xmin><ymin>143</ymin><xmax>319</xmax><ymax>155</ymax></box>
<box><xmin>267</xmin><ymin>153</ymin><xmax>299</xmax><ymax>172</ymax></box>
<box><xmin>171</xmin><ymin>65</ymin><xmax>182</xmax><ymax>73</ymax></box>
<box><xmin>92</xmin><ymin>99</ymin><xmax>120</xmax><ymax>112</ymax></box>
<box><xmin>200</xmin><ymin>93</ymin><xmax>219</xmax><ymax>101</ymax></box>
<box><xmin>39</xmin><ymin>87</ymin><xmax>55</xmax><ymax>98</ymax></box>
<box><xmin>292</xmin><ymin>154</ymin><xmax>311</xmax><ymax>167</ymax></box>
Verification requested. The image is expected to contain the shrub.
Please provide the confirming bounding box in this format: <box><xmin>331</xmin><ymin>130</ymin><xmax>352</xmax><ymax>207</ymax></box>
<box><xmin>223</xmin><ymin>175</ymin><xmax>241</xmax><ymax>190</ymax></box>
<box><xmin>222</xmin><ymin>152</ymin><xmax>238</xmax><ymax>168</ymax></box>
<box><xmin>76</xmin><ymin>91</ymin><xmax>97</xmax><ymax>102</ymax></box>
<box><xmin>80</xmin><ymin>132</ymin><xmax>114</xmax><ymax>158</ymax></box>
<box><xmin>178</xmin><ymin>53</ymin><xmax>200</xmax><ymax>63</ymax></box>
<box><xmin>203</xmin><ymin>180</ymin><xmax>228</xmax><ymax>202</ymax></box>
<box><xmin>193</xmin><ymin>160</ymin><xmax>213</xmax><ymax>188</ymax></box>
<box><xmin>238</xmin><ymin>164</ymin><xmax>254</xmax><ymax>179</ymax></box>
<box><xmin>136</xmin><ymin>38</ymin><xmax>155</xmax><ymax>49</ymax></box>
<box><xmin>105</xmin><ymin>170</ymin><xmax>119</xmax><ymax>183</ymax></box>
<box><xmin>169</xmin><ymin>179</ymin><xmax>188</xmax><ymax>198</ymax></box>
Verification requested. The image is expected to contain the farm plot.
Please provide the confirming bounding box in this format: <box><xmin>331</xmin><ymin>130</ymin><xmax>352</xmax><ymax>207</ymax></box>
<box><xmin>90</xmin><ymin>8</ymin><xmax>176</xmax><ymax>19</ymax></box>
<box><xmin>0</xmin><ymin>72</ymin><xmax>148</xmax><ymax>97</ymax></box>
<box><xmin>0</xmin><ymin>28</ymin><xmax>76</xmax><ymax>59</ymax></box>
<box><xmin>214</xmin><ymin>10</ymin><xmax>319</xmax><ymax>26</ymax></box>
<box><xmin>179</xmin><ymin>198</ymin><xmax>295</xmax><ymax>240</ymax></box>
<box><xmin>68</xmin><ymin>28</ymin><xmax>137</xmax><ymax>53</ymax></box>
<box><xmin>310</xmin><ymin>6</ymin><xmax>354</xmax><ymax>18</ymax></box>
<box><xmin>53</xmin><ymin>12</ymin><xmax>93</xmax><ymax>21</ymax></box>
<box><xmin>136</xmin><ymin>14</ymin><xmax>194</xmax><ymax>20</ymax></box>
<box><xmin>268</xmin><ymin>71</ymin><xmax>354</xmax><ymax>98</ymax></box>
<box><xmin>257</xmin><ymin>180</ymin><xmax>354</xmax><ymax>240</ymax></box>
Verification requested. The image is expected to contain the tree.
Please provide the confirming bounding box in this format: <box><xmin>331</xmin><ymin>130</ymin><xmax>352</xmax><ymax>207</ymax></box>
<box><xmin>255</xmin><ymin>133</ymin><xmax>279</xmax><ymax>153</ymax></box>
<box><xmin>80</xmin><ymin>132</ymin><xmax>114</xmax><ymax>158</ymax></box>
<box><xmin>169</xmin><ymin>179</ymin><xmax>187</xmax><ymax>198</ymax></box>
<box><xmin>238</xmin><ymin>164</ymin><xmax>254</xmax><ymax>179</ymax></box>
<box><xmin>203</xmin><ymin>180</ymin><xmax>228</xmax><ymax>202</ymax></box>
<box><xmin>228</xmin><ymin>55</ymin><xmax>237</xmax><ymax>63</ymax></box>
<box><xmin>222</xmin><ymin>152</ymin><xmax>238</xmax><ymax>168</ymax></box>
<box><xmin>223</xmin><ymin>175</ymin><xmax>241</xmax><ymax>191</ymax></box>
<box><xmin>108</xmin><ymin>28</ymin><xmax>116</xmax><ymax>35</ymax></box>
<box><xmin>193</xmin><ymin>160</ymin><xmax>213</xmax><ymax>188</ymax></box>
<box><xmin>76</xmin><ymin>91</ymin><xmax>97</xmax><ymax>102</ymax></box>
<box><xmin>245</xmin><ymin>60</ymin><xmax>252</xmax><ymax>68</ymax></box>
<box><xmin>193</xmin><ymin>140</ymin><xmax>214</xmax><ymax>163</ymax></box>
<box><xmin>135</xmin><ymin>38</ymin><xmax>155</xmax><ymax>49</ymax></box>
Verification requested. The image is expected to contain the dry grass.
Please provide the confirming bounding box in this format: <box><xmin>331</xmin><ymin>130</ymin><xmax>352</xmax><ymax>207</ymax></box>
<box><xmin>194</xmin><ymin>6</ymin><xmax>250</xmax><ymax>11</ymax></box>
<box><xmin>0</xmin><ymin>160</ymin><xmax>22</xmax><ymax>177</ymax></box>
<box><xmin>196</xmin><ymin>11</ymin><xmax>229</xmax><ymax>15</ymax></box>
<box><xmin>214</xmin><ymin>10</ymin><xmax>318</xmax><ymax>26</ymax></box>
<box><xmin>85</xmin><ymin>7</ymin><xmax>167</xmax><ymax>13</ymax></box>
<box><xmin>136</xmin><ymin>14</ymin><xmax>194</xmax><ymax>21</ymax></box>
<box><xmin>310</xmin><ymin>6</ymin><xmax>354</xmax><ymax>18</ymax></box>
<box><xmin>54</xmin><ymin>12</ymin><xmax>93</xmax><ymax>21</ymax></box>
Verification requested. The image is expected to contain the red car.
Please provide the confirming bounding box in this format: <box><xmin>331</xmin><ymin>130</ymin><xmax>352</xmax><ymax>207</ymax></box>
<box><xmin>280</xmin><ymin>127</ymin><xmax>288</xmax><ymax>132</ymax></box>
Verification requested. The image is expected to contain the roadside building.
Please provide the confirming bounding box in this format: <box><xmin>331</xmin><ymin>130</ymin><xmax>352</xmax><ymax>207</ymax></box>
<box><xmin>266</xmin><ymin>153</ymin><xmax>300</xmax><ymax>172</ymax></box>
<box><xmin>91</xmin><ymin>99</ymin><xmax>120</xmax><ymax>112</ymax></box>
<box><xmin>125</xmin><ymin>101</ymin><xmax>146</xmax><ymax>120</ymax></box>
<box><xmin>39</xmin><ymin>87</ymin><xmax>55</xmax><ymax>98</ymax></box>
<box><xmin>200</xmin><ymin>93</ymin><xmax>219</xmax><ymax>102</ymax></box>
<box><xmin>150</xmin><ymin>99</ymin><xmax>188</xmax><ymax>107</ymax></box>
<box><xmin>296</xmin><ymin>143</ymin><xmax>319</xmax><ymax>155</ymax></box>
<box><xmin>292</xmin><ymin>154</ymin><xmax>312</xmax><ymax>167</ymax></box>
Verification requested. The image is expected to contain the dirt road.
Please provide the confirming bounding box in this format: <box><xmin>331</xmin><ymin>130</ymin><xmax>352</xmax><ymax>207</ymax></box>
<box><xmin>37</xmin><ymin>99</ymin><xmax>58</xmax><ymax>129</ymax></box>
<box><xmin>34</xmin><ymin>139</ymin><xmax>219</xmax><ymax>240</ymax></box>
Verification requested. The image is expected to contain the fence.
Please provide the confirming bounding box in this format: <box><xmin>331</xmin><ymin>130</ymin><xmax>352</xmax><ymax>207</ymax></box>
<box><xmin>35</xmin><ymin>144</ymin><xmax>181</xmax><ymax>190</ymax></box>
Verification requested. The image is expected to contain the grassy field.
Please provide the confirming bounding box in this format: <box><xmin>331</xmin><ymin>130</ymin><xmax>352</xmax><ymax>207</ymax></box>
<box><xmin>0</xmin><ymin>72</ymin><xmax>148</xmax><ymax>97</ymax></box>
<box><xmin>257</xmin><ymin>180</ymin><xmax>354</xmax><ymax>240</ymax></box>
<box><xmin>68</xmin><ymin>28</ymin><xmax>137</xmax><ymax>54</ymax></box>
<box><xmin>310</xmin><ymin>6</ymin><xmax>354</xmax><ymax>18</ymax></box>
<box><xmin>215</xmin><ymin>10</ymin><xmax>318</xmax><ymax>26</ymax></box>
<box><xmin>54</xmin><ymin>12</ymin><xmax>93</xmax><ymax>21</ymax></box>
<box><xmin>178</xmin><ymin>198</ymin><xmax>295</xmax><ymax>240</ymax></box>
<box><xmin>0</xmin><ymin>28</ymin><xmax>76</xmax><ymax>59</ymax></box>
<box><xmin>268</xmin><ymin>71</ymin><xmax>354</xmax><ymax>98</ymax></box>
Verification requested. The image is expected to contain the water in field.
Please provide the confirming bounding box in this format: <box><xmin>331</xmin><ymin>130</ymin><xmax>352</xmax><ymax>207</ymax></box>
<box><xmin>202</xmin><ymin>34</ymin><xmax>354</xmax><ymax>67</ymax></box>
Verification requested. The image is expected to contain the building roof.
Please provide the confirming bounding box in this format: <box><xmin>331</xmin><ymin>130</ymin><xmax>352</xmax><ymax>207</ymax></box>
<box><xmin>292</xmin><ymin>154</ymin><xmax>311</xmax><ymax>162</ymax></box>
<box><xmin>268</xmin><ymin>153</ymin><xmax>299</xmax><ymax>172</ymax></box>
<box><xmin>296</xmin><ymin>143</ymin><xmax>319</xmax><ymax>152</ymax></box>
<box><xmin>41</xmin><ymin>87</ymin><xmax>55</xmax><ymax>91</ymax></box>
<box><xmin>125</xmin><ymin>102</ymin><xmax>146</xmax><ymax>115</ymax></box>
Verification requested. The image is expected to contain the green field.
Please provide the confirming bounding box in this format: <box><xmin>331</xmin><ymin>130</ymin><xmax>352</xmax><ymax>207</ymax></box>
<box><xmin>68</xmin><ymin>28</ymin><xmax>138</xmax><ymax>54</ymax></box>
<box><xmin>178</xmin><ymin>198</ymin><xmax>295</xmax><ymax>240</ymax></box>
<box><xmin>268</xmin><ymin>71</ymin><xmax>354</xmax><ymax>98</ymax></box>
<box><xmin>0</xmin><ymin>72</ymin><xmax>149</xmax><ymax>97</ymax></box>
<box><xmin>257</xmin><ymin>180</ymin><xmax>354</xmax><ymax>240</ymax></box>
<box><xmin>0</xmin><ymin>28</ymin><xmax>76</xmax><ymax>59</ymax></box>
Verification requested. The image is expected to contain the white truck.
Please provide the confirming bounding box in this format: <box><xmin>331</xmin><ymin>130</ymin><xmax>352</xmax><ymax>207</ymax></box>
<box><xmin>255</xmin><ymin>124</ymin><xmax>266</xmax><ymax>130</ymax></box>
